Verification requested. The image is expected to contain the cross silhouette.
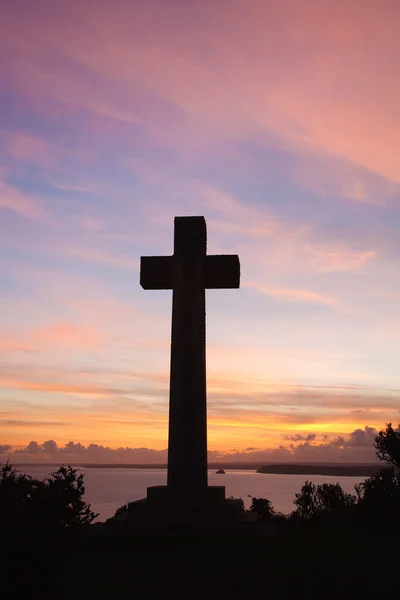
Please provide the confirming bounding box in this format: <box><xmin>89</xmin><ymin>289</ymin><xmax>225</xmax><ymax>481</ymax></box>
<box><xmin>141</xmin><ymin>216</ymin><xmax>240</xmax><ymax>489</ymax></box>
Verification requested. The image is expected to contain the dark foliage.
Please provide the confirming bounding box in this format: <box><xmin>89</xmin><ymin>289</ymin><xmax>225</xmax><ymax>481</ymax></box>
<box><xmin>115</xmin><ymin>502</ymin><xmax>129</xmax><ymax>516</ymax></box>
<box><xmin>355</xmin><ymin>466</ymin><xmax>400</xmax><ymax>526</ymax></box>
<box><xmin>226</xmin><ymin>495</ymin><xmax>245</xmax><ymax>511</ymax></box>
<box><xmin>293</xmin><ymin>481</ymin><xmax>356</xmax><ymax>522</ymax></box>
<box><xmin>0</xmin><ymin>463</ymin><xmax>97</xmax><ymax>596</ymax></box>
<box><xmin>249</xmin><ymin>497</ymin><xmax>275</xmax><ymax>521</ymax></box>
<box><xmin>0</xmin><ymin>463</ymin><xmax>97</xmax><ymax>535</ymax></box>
<box><xmin>374</xmin><ymin>422</ymin><xmax>400</xmax><ymax>469</ymax></box>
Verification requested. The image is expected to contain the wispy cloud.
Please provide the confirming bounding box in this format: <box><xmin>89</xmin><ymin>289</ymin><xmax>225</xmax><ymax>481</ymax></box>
<box><xmin>62</xmin><ymin>247</ymin><xmax>139</xmax><ymax>271</ymax></box>
<box><xmin>0</xmin><ymin>178</ymin><xmax>48</xmax><ymax>221</ymax></box>
<box><xmin>197</xmin><ymin>184</ymin><xmax>281</xmax><ymax>238</ymax></box>
<box><xmin>195</xmin><ymin>183</ymin><xmax>378</xmax><ymax>276</ymax></box>
<box><xmin>1</xmin><ymin>359</ymin><xmax>397</xmax><ymax>450</ymax></box>
<box><xmin>306</xmin><ymin>246</ymin><xmax>377</xmax><ymax>273</ymax></box>
<box><xmin>0</xmin><ymin>378</ymin><xmax>119</xmax><ymax>398</ymax></box>
<box><xmin>31</xmin><ymin>322</ymin><xmax>105</xmax><ymax>349</ymax></box>
<box><xmin>244</xmin><ymin>281</ymin><xmax>337</xmax><ymax>307</ymax></box>
<box><xmin>3</xmin><ymin>1</ymin><xmax>398</xmax><ymax>180</ymax></box>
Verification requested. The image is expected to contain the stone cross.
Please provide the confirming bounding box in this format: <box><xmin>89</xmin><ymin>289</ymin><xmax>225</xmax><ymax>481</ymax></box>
<box><xmin>140</xmin><ymin>216</ymin><xmax>240</xmax><ymax>490</ymax></box>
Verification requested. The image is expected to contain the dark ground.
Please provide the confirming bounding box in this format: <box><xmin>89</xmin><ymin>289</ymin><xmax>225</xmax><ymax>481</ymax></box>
<box><xmin>45</xmin><ymin>527</ymin><xmax>399</xmax><ymax>599</ymax></box>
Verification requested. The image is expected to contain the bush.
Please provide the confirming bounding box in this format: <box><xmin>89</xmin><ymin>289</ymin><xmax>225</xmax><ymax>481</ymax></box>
<box><xmin>115</xmin><ymin>503</ymin><xmax>129</xmax><ymax>517</ymax></box>
<box><xmin>355</xmin><ymin>467</ymin><xmax>400</xmax><ymax>525</ymax></box>
<box><xmin>0</xmin><ymin>463</ymin><xmax>97</xmax><ymax>538</ymax></box>
<box><xmin>226</xmin><ymin>496</ymin><xmax>245</xmax><ymax>511</ymax></box>
<box><xmin>0</xmin><ymin>463</ymin><xmax>98</xmax><ymax>595</ymax></box>
<box><xmin>36</xmin><ymin>465</ymin><xmax>98</xmax><ymax>531</ymax></box>
<box><xmin>249</xmin><ymin>497</ymin><xmax>275</xmax><ymax>521</ymax></box>
<box><xmin>374</xmin><ymin>423</ymin><xmax>400</xmax><ymax>470</ymax></box>
<box><xmin>293</xmin><ymin>481</ymin><xmax>356</xmax><ymax>522</ymax></box>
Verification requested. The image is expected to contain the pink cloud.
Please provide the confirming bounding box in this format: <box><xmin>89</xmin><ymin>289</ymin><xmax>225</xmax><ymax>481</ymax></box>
<box><xmin>192</xmin><ymin>183</ymin><xmax>377</xmax><ymax>275</ymax></box>
<box><xmin>2</xmin><ymin>1</ymin><xmax>398</xmax><ymax>182</ymax></box>
<box><xmin>6</xmin><ymin>132</ymin><xmax>56</xmax><ymax>166</ymax></box>
<box><xmin>62</xmin><ymin>247</ymin><xmax>139</xmax><ymax>271</ymax></box>
<box><xmin>31</xmin><ymin>322</ymin><xmax>105</xmax><ymax>349</ymax></box>
<box><xmin>0</xmin><ymin>178</ymin><xmax>47</xmax><ymax>221</ymax></box>
<box><xmin>243</xmin><ymin>281</ymin><xmax>337</xmax><ymax>307</ymax></box>
<box><xmin>305</xmin><ymin>246</ymin><xmax>377</xmax><ymax>273</ymax></box>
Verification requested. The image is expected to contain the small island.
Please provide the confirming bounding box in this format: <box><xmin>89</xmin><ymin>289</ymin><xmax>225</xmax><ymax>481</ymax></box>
<box><xmin>215</xmin><ymin>468</ymin><xmax>226</xmax><ymax>474</ymax></box>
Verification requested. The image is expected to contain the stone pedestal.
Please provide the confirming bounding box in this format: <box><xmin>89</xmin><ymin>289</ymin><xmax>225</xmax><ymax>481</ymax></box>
<box><xmin>97</xmin><ymin>485</ymin><xmax>275</xmax><ymax>537</ymax></box>
<box><xmin>146</xmin><ymin>485</ymin><xmax>226</xmax><ymax>508</ymax></box>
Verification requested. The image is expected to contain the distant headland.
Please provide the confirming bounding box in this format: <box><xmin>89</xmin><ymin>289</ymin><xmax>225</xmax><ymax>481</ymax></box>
<box><xmin>256</xmin><ymin>463</ymin><xmax>383</xmax><ymax>477</ymax></box>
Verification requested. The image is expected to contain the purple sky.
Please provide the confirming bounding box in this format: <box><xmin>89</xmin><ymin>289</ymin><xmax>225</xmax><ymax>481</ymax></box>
<box><xmin>0</xmin><ymin>0</ymin><xmax>399</xmax><ymax>461</ymax></box>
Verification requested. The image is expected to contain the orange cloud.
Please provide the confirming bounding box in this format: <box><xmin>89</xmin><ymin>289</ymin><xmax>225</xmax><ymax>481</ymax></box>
<box><xmin>1</xmin><ymin>425</ymin><xmax>382</xmax><ymax>465</ymax></box>
<box><xmin>33</xmin><ymin>322</ymin><xmax>104</xmax><ymax>348</ymax></box>
<box><xmin>1</xmin><ymin>357</ymin><xmax>397</xmax><ymax>450</ymax></box>
<box><xmin>0</xmin><ymin>378</ymin><xmax>117</xmax><ymax>398</ymax></box>
<box><xmin>0</xmin><ymin>320</ymin><xmax>106</xmax><ymax>355</ymax></box>
<box><xmin>0</xmin><ymin>342</ymin><xmax>33</xmax><ymax>353</ymax></box>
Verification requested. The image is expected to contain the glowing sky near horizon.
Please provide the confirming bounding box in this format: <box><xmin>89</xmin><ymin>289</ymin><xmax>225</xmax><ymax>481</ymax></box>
<box><xmin>0</xmin><ymin>0</ymin><xmax>399</xmax><ymax>454</ymax></box>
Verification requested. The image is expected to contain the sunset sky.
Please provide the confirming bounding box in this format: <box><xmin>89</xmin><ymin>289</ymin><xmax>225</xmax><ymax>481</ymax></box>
<box><xmin>1</xmin><ymin>0</ymin><xmax>399</xmax><ymax>462</ymax></box>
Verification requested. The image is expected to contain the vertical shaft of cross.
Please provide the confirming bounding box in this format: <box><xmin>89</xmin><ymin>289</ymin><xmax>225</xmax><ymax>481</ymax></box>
<box><xmin>167</xmin><ymin>218</ymin><xmax>208</xmax><ymax>488</ymax></box>
<box><xmin>140</xmin><ymin>216</ymin><xmax>240</xmax><ymax>497</ymax></box>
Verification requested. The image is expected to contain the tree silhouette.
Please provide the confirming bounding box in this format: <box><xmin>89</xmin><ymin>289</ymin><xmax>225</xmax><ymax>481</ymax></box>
<box><xmin>293</xmin><ymin>481</ymin><xmax>356</xmax><ymax>521</ymax></box>
<box><xmin>249</xmin><ymin>497</ymin><xmax>275</xmax><ymax>521</ymax></box>
<box><xmin>355</xmin><ymin>467</ymin><xmax>400</xmax><ymax>525</ymax></box>
<box><xmin>0</xmin><ymin>463</ymin><xmax>97</xmax><ymax>535</ymax></box>
<box><xmin>1</xmin><ymin>463</ymin><xmax>97</xmax><ymax>595</ymax></box>
<box><xmin>374</xmin><ymin>422</ymin><xmax>400</xmax><ymax>469</ymax></box>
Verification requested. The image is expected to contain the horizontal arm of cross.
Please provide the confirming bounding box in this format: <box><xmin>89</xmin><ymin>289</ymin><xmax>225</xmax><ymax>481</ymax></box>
<box><xmin>141</xmin><ymin>254</ymin><xmax>240</xmax><ymax>290</ymax></box>
<box><xmin>205</xmin><ymin>255</ymin><xmax>240</xmax><ymax>289</ymax></box>
<box><xmin>140</xmin><ymin>256</ymin><xmax>174</xmax><ymax>290</ymax></box>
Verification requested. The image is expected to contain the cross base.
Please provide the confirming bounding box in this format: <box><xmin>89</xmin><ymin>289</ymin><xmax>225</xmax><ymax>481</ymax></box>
<box><xmin>146</xmin><ymin>485</ymin><xmax>226</xmax><ymax>508</ymax></box>
<box><xmin>98</xmin><ymin>485</ymin><xmax>275</xmax><ymax>537</ymax></box>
